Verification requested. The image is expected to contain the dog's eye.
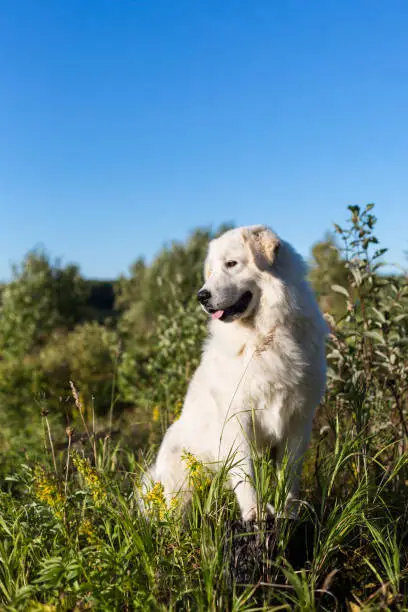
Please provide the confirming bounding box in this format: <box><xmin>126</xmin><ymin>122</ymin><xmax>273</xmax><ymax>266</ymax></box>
<box><xmin>226</xmin><ymin>260</ymin><xmax>238</xmax><ymax>268</ymax></box>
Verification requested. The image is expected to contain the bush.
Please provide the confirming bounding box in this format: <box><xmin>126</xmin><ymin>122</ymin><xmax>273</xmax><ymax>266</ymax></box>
<box><xmin>0</xmin><ymin>356</ymin><xmax>46</xmax><ymax>461</ymax></box>
<box><xmin>326</xmin><ymin>204</ymin><xmax>408</xmax><ymax>444</ymax></box>
<box><xmin>39</xmin><ymin>322</ymin><xmax>119</xmax><ymax>417</ymax></box>
<box><xmin>0</xmin><ymin>250</ymin><xmax>88</xmax><ymax>359</ymax></box>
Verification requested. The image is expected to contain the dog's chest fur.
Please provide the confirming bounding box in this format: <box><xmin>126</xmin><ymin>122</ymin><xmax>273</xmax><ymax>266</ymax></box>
<box><xmin>202</xmin><ymin>321</ymin><xmax>309</xmax><ymax>444</ymax></box>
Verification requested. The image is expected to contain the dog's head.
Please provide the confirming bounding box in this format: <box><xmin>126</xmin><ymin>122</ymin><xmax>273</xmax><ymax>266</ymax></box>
<box><xmin>197</xmin><ymin>225</ymin><xmax>280</xmax><ymax>322</ymax></box>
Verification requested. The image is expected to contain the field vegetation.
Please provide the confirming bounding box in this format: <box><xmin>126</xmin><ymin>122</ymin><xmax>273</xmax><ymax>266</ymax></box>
<box><xmin>1</xmin><ymin>205</ymin><xmax>407</xmax><ymax>610</ymax></box>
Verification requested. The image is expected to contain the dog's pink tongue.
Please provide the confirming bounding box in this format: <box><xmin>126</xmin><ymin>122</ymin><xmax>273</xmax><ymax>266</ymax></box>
<box><xmin>211</xmin><ymin>310</ymin><xmax>224</xmax><ymax>320</ymax></box>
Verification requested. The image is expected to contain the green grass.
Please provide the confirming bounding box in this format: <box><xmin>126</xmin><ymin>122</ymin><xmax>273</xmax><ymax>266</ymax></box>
<box><xmin>1</xmin><ymin>415</ymin><xmax>408</xmax><ymax>612</ymax></box>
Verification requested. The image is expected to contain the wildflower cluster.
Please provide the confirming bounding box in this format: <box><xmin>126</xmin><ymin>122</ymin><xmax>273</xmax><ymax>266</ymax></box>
<box><xmin>72</xmin><ymin>451</ymin><xmax>107</xmax><ymax>507</ymax></box>
<box><xmin>33</xmin><ymin>465</ymin><xmax>65</xmax><ymax>518</ymax></box>
<box><xmin>142</xmin><ymin>481</ymin><xmax>168</xmax><ymax>520</ymax></box>
<box><xmin>78</xmin><ymin>518</ymin><xmax>101</xmax><ymax>547</ymax></box>
<box><xmin>182</xmin><ymin>451</ymin><xmax>211</xmax><ymax>492</ymax></box>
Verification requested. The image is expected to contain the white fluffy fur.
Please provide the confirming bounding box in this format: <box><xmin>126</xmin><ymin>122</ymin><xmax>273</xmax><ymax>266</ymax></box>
<box><xmin>146</xmin><ymin>226</ymin><xmax>328</xmax><ymax>520</ymax></box>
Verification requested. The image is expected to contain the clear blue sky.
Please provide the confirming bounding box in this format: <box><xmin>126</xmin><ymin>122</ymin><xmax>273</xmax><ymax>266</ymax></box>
<box><xmin>1</xmin><ymin>0</ymin><xmax>408</xmax><ymax>280</ymax></box>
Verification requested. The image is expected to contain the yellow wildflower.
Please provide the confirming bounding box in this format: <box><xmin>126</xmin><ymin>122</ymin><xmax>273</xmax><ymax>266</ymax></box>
<box><xmin>152</xmin><ymin>405</ymin><xmax>160</xmax><ymax>423</ymax></box>
<box><xmin>142</xmin><ymin>481</ymin><xmax>168</xmax><ymax>520</ymax></box>
<box><xmin>72</xmin><ymin>451</ymin><xmax>106</xmax><ymax>507</ymax></box>
<box><xmin>79</xmin><ymin>518</ymin><xmax>100</xmax><ymax>546</ymax></box>
<box><xmin>169</xmin><ymin>496</ymin><xmax>181</xmax><ymax>512</ymax></box>
<box><xmin>182</xmin><ymin>451</ymin><xmax>211</xmax><ymax>492</ymax></box>
<box><xmin>173</xmin><ymin>400</ymin><xmax>183</xmax><ymax>421</ymax></box>
<box><xmin>33</xmin><ymin>465</ymin><xmax>65</xmax><ymax>518</ymax></box>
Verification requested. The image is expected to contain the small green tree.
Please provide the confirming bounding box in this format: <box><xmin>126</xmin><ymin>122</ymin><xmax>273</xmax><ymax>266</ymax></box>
<box><xmin>326</xmin><ymin>204</ymin><xmax>408</xmax><ymax>448</ymax></box>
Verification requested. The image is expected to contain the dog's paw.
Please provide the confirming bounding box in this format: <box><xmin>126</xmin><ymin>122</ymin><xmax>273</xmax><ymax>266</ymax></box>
<box><xmin>272</xmin><ymin>497</ymin><xmax>300</xmax><ymax>520</ymax></box>
<box><xmin>241</xmin><ymin>503</ymin><xmax>276</xmax><ymax>523</ymax></box>
<box><xmin>250</xmin><ymin>501</ymin><xmax>300</xmax><ymax>521</ymax></box>
<box><xmin>242</xmin><ymin>505</ymin><xmax>258</xmax><ymax>522</ymax></box>
<box><xmin>265</xmin><ymin>502</ymin><xmax>276</xmax><ymax>517</ymax></box>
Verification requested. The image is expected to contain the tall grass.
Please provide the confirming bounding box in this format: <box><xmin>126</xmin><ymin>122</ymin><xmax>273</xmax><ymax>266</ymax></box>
<box><xmin>1</xmin><ymin>409</ymin><xmax>407</xmax><ymax>611</ymax></box>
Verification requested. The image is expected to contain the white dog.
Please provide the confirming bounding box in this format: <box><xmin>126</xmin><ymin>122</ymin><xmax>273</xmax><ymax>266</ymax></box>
<box><xmin>146</xmin><ymin>225</ymin><xmax>327</xmax><ymax>521</ymax></box>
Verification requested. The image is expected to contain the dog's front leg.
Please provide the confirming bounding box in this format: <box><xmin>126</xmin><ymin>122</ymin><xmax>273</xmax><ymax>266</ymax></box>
<box><xmin>218</xmin><ymin>418</ymin><xmax>259</xmax><ymax>521</ymax></box>
<box><xmin>230</xmin><ymin>453</ymin><xmax>258</xmax><ymax>521</ymax></box>
<box><xmin>276</xmin><ymin>414</ymin><xmax>313</xmax><ymax>515</ymax></box>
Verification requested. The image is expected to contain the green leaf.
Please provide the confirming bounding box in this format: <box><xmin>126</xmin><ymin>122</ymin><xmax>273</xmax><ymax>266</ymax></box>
<box><xmin>364</xmin><ymin>330</ymin><xmax>385</xmax><ymax>344</ymax></box>
<box><xmin>331</xmin><ymin>284</ymin><xmax>349</xmax><ymax>298</ymax></box>
<box><xmin>371</xmin><ymin>307</ymin><xmax>386</xmax><ymax>323</ymax></box>
<box><xmin>372</xmin><ymin>248</ymin><xmax>388</xmax><ymax>260</ymax></box>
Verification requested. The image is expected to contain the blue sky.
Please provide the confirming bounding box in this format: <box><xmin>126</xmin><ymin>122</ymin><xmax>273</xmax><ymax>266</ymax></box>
<box><xmin>1</xmin><ymin>0</ymin><xmax>408</xmax><ymax>280</ymax></box>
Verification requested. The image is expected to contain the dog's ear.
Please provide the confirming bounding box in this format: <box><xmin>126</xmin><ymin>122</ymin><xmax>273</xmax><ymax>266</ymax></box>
<box><xmin>241</xmin><ymin>226</ymin><xmax>280</xmax><ymax>270</ymax></box>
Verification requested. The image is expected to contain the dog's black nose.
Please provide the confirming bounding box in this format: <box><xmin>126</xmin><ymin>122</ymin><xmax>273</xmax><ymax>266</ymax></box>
<box><xmin>197</xmin><ymin>289</ymin><xmax>211</xmax><ymax>304</ymax></box>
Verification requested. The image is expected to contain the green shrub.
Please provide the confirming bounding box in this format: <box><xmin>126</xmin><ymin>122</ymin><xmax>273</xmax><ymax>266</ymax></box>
<box><xmin>0</xmin><ymin>356</ymin><xmax>45</xmax><ymax>460</ymax></box>
<box><xmin>326</xmin><ymin>204</ymin><xmax>408</xmax><ymax>444</ymax></box>
<box><xmin>0</xmin><ymin>250</ymin><xmax>88</xmax><ymax>360</ymax></box>
<box><xmin>39</xmin><ymin>321</ymin><xmax>119</xmax><ymax>417</ymax></box>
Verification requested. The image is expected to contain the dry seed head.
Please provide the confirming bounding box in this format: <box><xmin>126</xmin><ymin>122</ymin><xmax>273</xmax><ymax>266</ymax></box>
<box><xmin>69</xmin><ymin>380</ymin><xmax>83</xmax><ymax>412</ymax></box>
